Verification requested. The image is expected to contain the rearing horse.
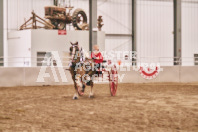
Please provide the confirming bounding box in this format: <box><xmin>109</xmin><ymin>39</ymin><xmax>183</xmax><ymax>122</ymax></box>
<box><xmin>69</xmin><ymin>42</ymin><xmax>96</xmax><ymax>100</ymax></box>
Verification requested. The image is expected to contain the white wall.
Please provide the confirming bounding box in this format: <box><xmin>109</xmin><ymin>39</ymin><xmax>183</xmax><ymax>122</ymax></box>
<box><xmin>68</xmin><ymin>0</ymin><xmax>132</xmax><ymax>59</ymax></box>
<box><xmin>98</xmin><ymin>0</ymin><xmax>132</xmax><ymax>57</ymax></box>
<box><xmin>137</xmin><ymin>0</ymin><xmax>174</xmax><ymax>66</ymax></box>
<box><xmin>7</xmin><ymin>30</ymin><xmax>31</xmax><ymax>67</ymax></box>
<box><xmin>5</xmin><ymin>0</ymin><xmax>198</xmax><ymax>66</ymax></box>
<box><xmin>0</xmin><ymin>0</ymin><xmax>3</xmax><ymax>60</ymax></box>
<box><xmin>3</xmin><ymin>0</ymin><xmax>8</xmax><ymax>67</ymax></box>
<box><xmin>105</xmin><ymin>36</ymin><xmax>132</xmax><ymax>51</ymax></box>
<box><xmin>31</xmin><ymin>30</ymin><xmax>105</xmax><ymax>60</ymax></box>
<box><xmin>7</xmin><ymin>30</ymin><xmax>105</xmax><ymax>67</ymax></box>
<box><xmin>182</xmin><ymin>0</ymin><xmax>198</xmax><ymax>66</ymax></box>
<box><xmin>67</xmin><ymin>0</ymin><xmax>132</xmax><ymax>58</ymax></box>
<box><xmin>97</xmin><ymin>0</ymin><xmax>132</xmax><ymax>65</ymax></box>
<box><xmin>1</xmin><ymin>66</ymin><xmax>198</xmax><ymax>87</ymax></box>
<box><xmin>7</xmin><ymin>0</ymin><xmax>132</xmax><ymax>33</ymax></box>
<box><xmin>7</xmin><ymin>0</ymin><xmax>53</xmax><ymax>31</ymax></box>
<box><xmin>69</xmin><ymin>0</ymin><xmax>132</xmax><ymax>34</ymax></box>
<box><xmin>97</xmin><ymin>0</ymin><xmax>132</xmax><ymax>34</ymax></box>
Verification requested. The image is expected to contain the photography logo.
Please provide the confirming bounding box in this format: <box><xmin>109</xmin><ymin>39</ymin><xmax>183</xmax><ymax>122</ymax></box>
<box><xmin>36</xmin><ymin>51</ymin><xmax>68</xmax><ymax>83</ymax></box>
<box><xmin>36</xmin><ymin>51</ymin><xmax>163</xmax><ymax>83</ymax></box>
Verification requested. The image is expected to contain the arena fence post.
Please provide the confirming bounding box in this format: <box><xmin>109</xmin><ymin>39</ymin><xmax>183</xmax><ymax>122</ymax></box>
<box><xmin>173</xmin><ymin>0</ymin><xmax>182</xmax><ymax>65</ymax></box>
<box><xmin>132</xmin><ymin>0</ymin><xmax>137</xmax><ymax>66</ymax></box>
<box><xmin>89</xmin><ymin>0</ymin><xmax>97</xmax><ymax>52</ymax></box>
<box><xmin>0</xmin><ymin>0</ymin><xmax>4</xmax><ymax>66</ymax></box>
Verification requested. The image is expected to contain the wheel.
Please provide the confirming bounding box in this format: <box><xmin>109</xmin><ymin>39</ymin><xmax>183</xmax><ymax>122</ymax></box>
<box><xmin>72</xmin><ymin>8</ymin><xmax>88</xmax><ymax>30</ymax></box>
<box><xmin>51</xmin><ymin>20</ymin><xmax>58</xmax><ymax>29</ymax></box>
<box><xmin>109</xmin><ymin>65</ymin><xmax>118</xmax><ymax>96</ymax></box>
<box><xmin>50</xmin><ymin>20</ymin><xmax>65</xmax><ymax>30</ymax></box>
<box><xmin>57</xmin><ymin>21</ymin><xmax>66</xmax><ymax>30</ymax></box>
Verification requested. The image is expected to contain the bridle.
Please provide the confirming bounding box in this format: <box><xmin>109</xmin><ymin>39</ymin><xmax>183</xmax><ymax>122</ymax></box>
<box><xmin>69</xmin><ymin>42</ymin><xmax>83</xmax><ymax>67</ymax></box>
<box><xmin>70</xmin><ymin>45</ymin><xmax>78</xmax><ymax>59</ymax></box>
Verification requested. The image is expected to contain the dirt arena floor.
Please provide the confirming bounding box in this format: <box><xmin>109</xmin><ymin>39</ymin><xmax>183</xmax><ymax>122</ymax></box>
<box><xmin>0</xmin><ymin>83</ymin><xmax>198</xmax><ymax>132</ymax></box>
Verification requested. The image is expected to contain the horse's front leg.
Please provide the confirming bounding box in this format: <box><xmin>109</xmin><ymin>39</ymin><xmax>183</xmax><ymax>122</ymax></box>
<box><xmin>89</xmin><ymin>80</ymin><xmax>94</xmax><ymax>98</ymax></box>
<box><xmin>72</xmin><ymin>76</ymin><xmax>79</xmax><ymax>100</ymax></box>
<box><xmin>73</xmin><ymin>82</ymin><xmax>79</xmax><ymax>100</ymax></box>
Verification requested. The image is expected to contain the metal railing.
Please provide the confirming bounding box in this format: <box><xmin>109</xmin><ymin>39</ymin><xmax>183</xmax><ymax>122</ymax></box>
<box><xmin>0</xmin><ymin>56</ymin><xmax>198</xmax><ymax>67</ymax></box>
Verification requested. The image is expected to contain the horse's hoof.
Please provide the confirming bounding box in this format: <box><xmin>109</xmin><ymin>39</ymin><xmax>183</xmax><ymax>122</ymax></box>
<box><xmin>89</xmin><ymin>95</ymin><xmax>94</xmax><ymax>98</ymax></box>
<box><xmin>73</xmin><ymin>96</ymin><xmax>78</xmax><ymax>100</ymax></box>
<box><xmin>86</xmin><ymin>81</ymin><xmax>91</xmax><ymax>86</ymax></box>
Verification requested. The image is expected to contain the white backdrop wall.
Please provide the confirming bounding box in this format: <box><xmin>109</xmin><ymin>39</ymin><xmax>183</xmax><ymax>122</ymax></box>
<box><xmin>97</xmin><ymin>0</ymin><xmax>132</xmax><ymax>34</ymax></box>
<box><xmin>6</xmin><ymin>30</ymin><xmax>105</xmax><ymax>67</ymax></box>
<box><xmin>70</xmin><ymin>0</ymin><xmax>132</xmax><ymax>53</ymax></box>
<box><xmin>5</xmin><ymin>0</ymin><xmax>198</xmax><ymax>66</ymax></box>
<box><xmin>69</xmin><ymin>0</ymin><xmax>132</xmax><ymax>34</ymax></box>
<box><xmin>1</xmin><ymin>66</ymin><xmax>198</xmax><ymax>87</ymax></box>
<box><xmin>98</xmin><ymin>0</ymin><xmax>132</xmax><ymax>54</ymax></box>
<box><xmin>7</xmin><ymin>0</ymin><xmax>133</xmax><ymax>60</ymax></box>
<box><xmin>7</xmin><ymin>30</ymin><xmax>31</xmax><ymax>67</ymax></box>
<box><xmin>182</xmin><ymin>0</ymin><xmax>198</xmax><ymax>66</ymax></box>
<box><xmin>7</xmin><ymin>0</ymin><xmax>53</xmax><ymax>31</ymax></box>
<box><xmin>137</xmin><ymin>0</ymin><xmax>174</xmax><ymax>66</ymax></box>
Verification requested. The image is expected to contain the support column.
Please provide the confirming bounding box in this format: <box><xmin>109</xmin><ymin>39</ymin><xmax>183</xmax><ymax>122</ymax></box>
<box><xmin>54</xmin><ymin>0</ymin><xmax>58</xmax><ymax>6</ymax></box>
<box><xmin>89</xmin><ymin>0</ymin><xmax>97</xmax><ymax>51</ymax></box>
<box><xmin>174</xmin><ymin>0</ymin><xmax>182</xmax><ymax>65</ymax></box>
<box><xmin>0</xmin><ymin>0</ymin><xmax>4</xmax><ymax>66</ymax></box>
<box><xmin>132</xmin><ymin>0</ymin><xmax>137</xmax><ymax>65</ymax></box>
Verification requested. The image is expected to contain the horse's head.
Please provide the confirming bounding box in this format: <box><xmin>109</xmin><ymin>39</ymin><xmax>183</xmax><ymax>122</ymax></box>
<box><xmin>70</xmin><ymin>42</ymin><xmax>81</xmax><ymax>63</ymax></box>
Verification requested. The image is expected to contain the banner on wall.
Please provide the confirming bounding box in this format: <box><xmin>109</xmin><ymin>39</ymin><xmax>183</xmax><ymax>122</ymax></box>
<box><xmin>58</xmin><ymin>30</ymin><xmax>67</xmax><ymax>35</ymax></box>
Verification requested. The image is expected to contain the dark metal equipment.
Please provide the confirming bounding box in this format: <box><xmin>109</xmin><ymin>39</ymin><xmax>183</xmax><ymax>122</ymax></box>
<box><xmin>20</xmin><ymin>11</ymin><xmax>55</xmax><ymax>30</ymax></box>
<box><xmin>44</xmin><ymin>6</ymin><xmax>88</xmax><ymax>30</ymax></box>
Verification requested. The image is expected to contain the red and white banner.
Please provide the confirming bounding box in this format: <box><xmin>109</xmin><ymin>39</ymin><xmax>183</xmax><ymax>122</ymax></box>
<box><xmin>58</xmin><ymin>30</ymin><xmax>67</xmax><ymax>35</ymax></box>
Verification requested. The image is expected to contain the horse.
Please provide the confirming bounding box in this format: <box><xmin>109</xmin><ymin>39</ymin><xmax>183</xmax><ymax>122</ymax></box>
<box><xmin>69</xmin><ymin>42</ymin><xmax>96</xmax><ymax>100</ymax></box>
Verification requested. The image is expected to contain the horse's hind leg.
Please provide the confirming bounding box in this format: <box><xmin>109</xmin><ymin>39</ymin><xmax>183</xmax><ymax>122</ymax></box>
<box><xmin>81</xmin><ymin>76</ymin><xmax>86</xmax><ymax>92</ymax></box>
<box><xmin>82</xmin><ymin>82</ymin><xmax>86</xmax><ymax>92</ymax></box>
<box><xmin>73</xmin><ymin>81</ymin><xmax>79</xmax><ymax>100</ymax></box>
<box><xmin>89</xmin><ymin>80</ymin><xmax>94</xmax><ymax>98</ymax></box>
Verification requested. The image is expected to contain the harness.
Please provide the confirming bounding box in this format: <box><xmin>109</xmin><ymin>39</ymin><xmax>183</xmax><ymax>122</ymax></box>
<box><xmin>80</xmin><ymin>47</ymin><xmax>85</xmax><ymax>62</ymax></box>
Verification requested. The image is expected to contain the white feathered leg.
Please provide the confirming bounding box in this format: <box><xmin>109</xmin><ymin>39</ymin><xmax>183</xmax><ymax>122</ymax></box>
<box><xmin>73</xmin><ymin>75</ymin><xmax>81</xmax><ymax>100</ymax></box>
<box><xmin>73</xmin><ymin>93</ymin><xmax>78</xmax><ymax>100</ymax></box>
<box><xmin>89</xmin><ymin>85</ymin><xmax>94</xmax><ymax>98</ymax></box>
